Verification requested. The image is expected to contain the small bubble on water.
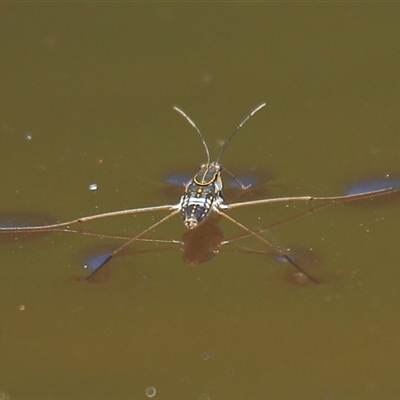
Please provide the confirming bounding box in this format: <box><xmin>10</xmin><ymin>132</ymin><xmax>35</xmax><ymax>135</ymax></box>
<box><xmin>24</xmin><ymin>131</ymin><xmax>33</xmax><ymax>141</ymax></box>
<box><xmin>198</xmin><ymin>394</ymin><xmax>210</xmax><ymax>400</ymax></box>
<box><xmin>88</xmin><ymin>183</ymin><xmax>98</xmax><ymax>191</ymax></box>
<box><xmin>201</xmin><ymin>350</ymin><xmax>213</xmax><ymax>361</ymax></box>
<box><xmin>145</xmin><ymin>386</ymin><xmax>156</xmax><ymax>397</ymax></box>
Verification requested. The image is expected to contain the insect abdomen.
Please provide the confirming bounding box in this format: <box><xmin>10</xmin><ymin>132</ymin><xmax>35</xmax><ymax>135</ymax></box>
<box><xmin>180</xmin><ymin>189</ymin><xmax>214</xmax><ymax>229</ymax></box>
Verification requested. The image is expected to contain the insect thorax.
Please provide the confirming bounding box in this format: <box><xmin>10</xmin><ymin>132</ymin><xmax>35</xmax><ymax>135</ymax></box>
<box><xmin>180</xmin><ymin>163</ymin><xmax>224</xmax><ymax>229</ymax></box>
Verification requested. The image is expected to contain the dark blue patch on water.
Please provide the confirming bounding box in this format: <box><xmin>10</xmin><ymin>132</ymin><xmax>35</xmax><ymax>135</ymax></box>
<box><xmin>0</xmin><ymin>212</ymin><xmax>55</xmax><ymax>242</ymax></box>
<box><xmin>0</xmin><ymin>212</ymin><xmax>54</xmax><ymax>229</ymax></box>
<box><xmin>345</xmin><ymin>177</ymin><xmax>400</xmax><ymax>195</ymax></box>
<box><xmin>84</xmin><ymin>252</ymin><xmax>112</xmax><ymax>273</ymax></box>
<box><xmin>163</xmin><ymin>173</ymin><xmax>191</xmax><ymax>186</ymax></box>
<box><xmin>164</xmin><ymin>172</ymin><xmax>260</xmax><ymax>188</ymax></box>
<box><xmin>273</xmin><ymin>252</ymin><xmax>296</xmax><ymax>264</ymax></box>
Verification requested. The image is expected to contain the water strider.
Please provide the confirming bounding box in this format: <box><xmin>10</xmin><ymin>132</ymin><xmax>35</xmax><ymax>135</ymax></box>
<box><xmin>0</xmin><ymin>103</ymin><xmax>398</xmax><ymax>282</ymax></box>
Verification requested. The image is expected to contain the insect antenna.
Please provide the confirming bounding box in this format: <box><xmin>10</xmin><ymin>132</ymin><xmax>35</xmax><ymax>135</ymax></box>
<box><xmin>173</xmin><ymin>106</ymin><xmax>211</xmax><ymax>164</ymax></box>
<box><xmin>216</xmin><ymin>102</ymin><xmax>266</xmax><ymax>163</ymax></box>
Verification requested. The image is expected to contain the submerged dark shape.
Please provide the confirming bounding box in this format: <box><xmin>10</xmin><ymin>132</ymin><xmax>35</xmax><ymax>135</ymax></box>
<box><xmin>78</xmin><ymin>217</ymin><xmax>226</xmax><ymax>282</ymax></box>
<box><xmin>181</xmin><ymin>215</ymin><xmax>225</xmax><ymax>265</ymax></box>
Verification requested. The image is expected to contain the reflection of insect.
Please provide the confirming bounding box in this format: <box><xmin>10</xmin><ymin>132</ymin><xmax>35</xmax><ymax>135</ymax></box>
<box><xmin>0</xmin><ymin>103</ymin><xmax>398</xmax><ymax>282</ymax></box>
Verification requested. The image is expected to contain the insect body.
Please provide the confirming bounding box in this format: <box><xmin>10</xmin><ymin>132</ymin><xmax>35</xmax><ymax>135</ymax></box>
<box><xmin>179</xmin><ymin>162</ymin><xmax>224</xmax><ymax>229</ymax></box>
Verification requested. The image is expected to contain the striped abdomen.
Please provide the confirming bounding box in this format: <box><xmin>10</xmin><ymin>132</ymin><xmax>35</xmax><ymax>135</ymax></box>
<box><xmin>180</xmin><ymin>182</ymin><xmax>221</xmax><ymax>229</ymax></box>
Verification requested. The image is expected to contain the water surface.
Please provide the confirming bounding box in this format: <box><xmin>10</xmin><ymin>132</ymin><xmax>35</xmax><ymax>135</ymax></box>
<box><xmin>1</xmin><ymin>3</ymin><xmax>400</xmax><ymax>399</ymax></box>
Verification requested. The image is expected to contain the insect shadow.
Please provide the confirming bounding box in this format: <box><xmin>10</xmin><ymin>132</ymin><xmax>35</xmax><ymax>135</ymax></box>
<box><xmin>78</xmin><ymin>208</ymin><xmax>322</xmax><ymax>284</ymax></box>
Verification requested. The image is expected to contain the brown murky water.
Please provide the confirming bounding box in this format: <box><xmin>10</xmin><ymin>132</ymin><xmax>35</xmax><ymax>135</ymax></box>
<box><xmin>1</xmin><ymin>3</ymin><xmax>400</xmax><ymax>399</ymax></box>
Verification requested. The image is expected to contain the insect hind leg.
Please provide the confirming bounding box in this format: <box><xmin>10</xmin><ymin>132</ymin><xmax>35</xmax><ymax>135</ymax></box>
<box><xmin>83</xmin><ymin>209</ymin><xmax>181</xmax><ymax>282</ymax></box>
<box><xmin>215</xmin><ymin>209</ymin><xmax>318</xmax><ymax>283</ymax></box>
